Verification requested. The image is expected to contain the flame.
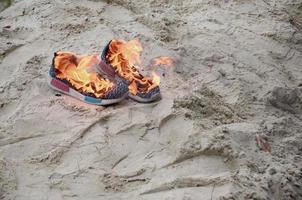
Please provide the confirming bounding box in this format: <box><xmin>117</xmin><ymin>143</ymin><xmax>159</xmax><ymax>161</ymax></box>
<box><xmin>152</xmin><ymin>72</ymin><xmax>160</xmax><ymax>85</ymax></box>
<box><xmin>152</xmin><ymin>56</ymin><xmax>173</xmax><ymax>66</ymax></box>
<box><xmin>106</xmin><ymin>39</ymin><xmax>158</xmax><ymax>95</ymax></box>
<box><xmin>54</xmin><ymin>52</ymin><xmax>113</xmax><ymax>97</ymax></box>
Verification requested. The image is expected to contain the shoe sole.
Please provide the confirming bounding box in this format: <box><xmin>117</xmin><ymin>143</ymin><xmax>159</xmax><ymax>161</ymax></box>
<box><xmin>48</xmin><ymin>76</ymin><xmax>127</xmax><ymax>106</ymax></box>
<box><xmin>128</xmin><ymin>92</ymin><xmax>162</xmax><ymax>103</ymax></box>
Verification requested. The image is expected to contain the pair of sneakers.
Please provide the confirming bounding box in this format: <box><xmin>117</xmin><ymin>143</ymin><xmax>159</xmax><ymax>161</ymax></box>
<box><xmin>48</xmin><ymin>40</ymin><xmax>161</xmax><ymax>105</ymax></box>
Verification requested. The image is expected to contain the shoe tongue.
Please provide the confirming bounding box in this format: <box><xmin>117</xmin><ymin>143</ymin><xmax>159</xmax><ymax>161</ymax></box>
<box><xmin>94</xmin><ymin>41</ymin><xmax>116</xmax><ymax>80</ymax></box>
<box><xmin>99</xmin><ymin>40</ymin><xmax>111</xmax><ymax>63</ymax></box>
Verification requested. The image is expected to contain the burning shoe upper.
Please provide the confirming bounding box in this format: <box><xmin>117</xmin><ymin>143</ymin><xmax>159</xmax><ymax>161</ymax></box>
<box><xmin>100</xmin><ymin>39</ymin><xmax>161</xmax><ymax>101</ymax></box>
<box><xmin>49</xmin><ymin>51</ymin><xmax>128</xmax><ymax>99</ymax></box>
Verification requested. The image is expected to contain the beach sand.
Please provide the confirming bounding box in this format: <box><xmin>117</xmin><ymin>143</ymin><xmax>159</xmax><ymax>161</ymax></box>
<box><xmin>0</xmin><ymin>0</ymin><xmax>302</xmax><ymax>199</ymax></box>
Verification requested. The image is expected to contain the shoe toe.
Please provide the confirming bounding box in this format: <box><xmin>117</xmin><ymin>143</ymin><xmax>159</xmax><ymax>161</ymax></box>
<box><xmin>103</xmin><ymin>77</ymin><xmax>129</xmax><ymax>99</ymax></box>
<box><xmin>129</xmin><ymin>86</ymin><xmax>161</xmax><ymax>103</ymax></box>
<box><xmin>138</xmin><ymin>86</ymin><xmax>160</xmax><ymax>99</ymax></box>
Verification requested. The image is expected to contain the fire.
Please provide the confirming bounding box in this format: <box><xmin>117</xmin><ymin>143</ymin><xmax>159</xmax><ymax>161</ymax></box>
<box><xmin>54</xmin><ymin>52</ymin><xmax>113</xmax><ymax>97</ymax></box>
<box><xmin>54</xmin><ymin>39</ymin><xmax>173</xmax><ymax>98</ymax></box>
<box><xmin>152</xmin><ymin>72</ymin><xmax>160</xmax><ymax>85</ymax></box>
<box><xmin>106</xmin><ymin>39</ymin><xmax>159</xmax><ymax>95</ymax></box>
<box><xmin>152</xmin><ymin>56</ymin><xmax>174</xmax><ymax>66</ymax></box>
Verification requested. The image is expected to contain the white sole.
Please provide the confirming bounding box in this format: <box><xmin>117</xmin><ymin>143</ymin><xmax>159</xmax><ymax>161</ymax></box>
<box><xmin>48</xmin><ymin>76</ymin><xmax>127</xmax><ymax>106</ymax></box>
<box><xmin>128</xmin><ymin>93</ymin><xmax>162</xmax><ymax>103</ymax></box>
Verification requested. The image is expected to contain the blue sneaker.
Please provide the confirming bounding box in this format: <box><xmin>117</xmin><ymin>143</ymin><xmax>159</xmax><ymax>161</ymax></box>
<box><xmin>100</xmin><ymin>39</ymin><xmax>161</xmax><ymax>103</ymax></box>
<box><xmin>49</xmin><ymin>51</ymin><xmax>128</xmax><ymax>105</ymax></box>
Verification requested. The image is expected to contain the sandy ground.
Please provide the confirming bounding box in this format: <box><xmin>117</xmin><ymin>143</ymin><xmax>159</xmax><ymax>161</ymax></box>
<box><xmin>0</xmin><ymin>0</ymin><xmax>302</xmax><ymax>199</ymax></box>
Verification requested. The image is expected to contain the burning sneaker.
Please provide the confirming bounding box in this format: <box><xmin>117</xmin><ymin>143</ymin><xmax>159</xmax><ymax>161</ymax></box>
<box><xmin>100</xmin><ymin>39</ymin><xmax>162</xmax><ymax>103</ymax></box>
<box><xmin>48</xmin><ymin>51</ymin><xmax>128</xmax><ymax>105</ymax></box>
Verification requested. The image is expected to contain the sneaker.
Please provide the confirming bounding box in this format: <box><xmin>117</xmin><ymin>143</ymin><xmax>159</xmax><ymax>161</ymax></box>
<box><xmin>100</xmin><ymin>39</ymin><xmax>161</xmax><ymax>103</ymax></box>
<box><xmin>48</xmin><ymin>51</ymin><xmax>128</xmax><ymax>105</ymax></box>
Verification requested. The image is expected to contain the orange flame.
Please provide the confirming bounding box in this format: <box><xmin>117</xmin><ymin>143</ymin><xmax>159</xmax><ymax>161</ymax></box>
<box><xmin>152</xmin><ymin>56</ymin><xmax>174</xmax><ymax>66</ymax></box>
<box><xmin>54</xmin><ymin>52</ymin><xmax>113</xmax><ymax>97</ymax></box>
<box><xmin>106</xmin><ymin>39</ymin><xmax>159</xmax><ymax>95</ymax></box>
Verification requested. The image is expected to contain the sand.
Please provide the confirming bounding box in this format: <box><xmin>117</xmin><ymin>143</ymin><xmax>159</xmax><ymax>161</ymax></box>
<box><xmin>0</xmin><ymin>0</ymin><xmax>302</xmax><ymax>199</ymax></box>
